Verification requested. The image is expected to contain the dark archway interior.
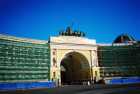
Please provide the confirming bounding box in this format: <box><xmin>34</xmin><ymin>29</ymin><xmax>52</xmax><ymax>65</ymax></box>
<box><xmin>60</xmin><ymin>52</ymin><xmax>91</xmax><ymax>85</ymax></box>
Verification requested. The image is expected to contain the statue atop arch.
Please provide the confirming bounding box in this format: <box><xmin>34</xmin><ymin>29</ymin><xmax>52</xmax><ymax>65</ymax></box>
<box><xmin>59</xmin><ymin>26</ymin><xmax>85</xmax><ymax>37</ymax></box>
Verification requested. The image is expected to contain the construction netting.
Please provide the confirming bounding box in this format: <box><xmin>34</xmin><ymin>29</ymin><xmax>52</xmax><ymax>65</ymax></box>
<box><xmin>0</xmin><ymin>38</ymin><xmax>50</xmax><ymax>81</ymax></box>
<box><xmin>98</xmin><ymin>43</ymin><xmax>140</xmax><ymax>78</ymax></box>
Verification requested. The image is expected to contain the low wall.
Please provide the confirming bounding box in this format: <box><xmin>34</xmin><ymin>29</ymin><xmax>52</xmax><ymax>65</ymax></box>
<box><xmin>0</xmin><ymin>81</ymin><xmax>56</xmax><ymax>90</ymax></box>
<box><xmin>105</xmin><ymin>77</ymin><xmax>140</xmax><ymax>84</ymax></box>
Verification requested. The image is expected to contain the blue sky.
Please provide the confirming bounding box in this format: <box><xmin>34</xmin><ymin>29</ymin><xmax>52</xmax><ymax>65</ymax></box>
<box><xmin>0</xmin><ymin>0</ymin><xmax>140</xmax><ymax>43</ymax></box>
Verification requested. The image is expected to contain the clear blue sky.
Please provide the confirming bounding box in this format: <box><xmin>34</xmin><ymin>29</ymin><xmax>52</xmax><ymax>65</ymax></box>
<box><xmin>0</xmin><ymin>0</ymin><xmax>140</xmax><ymax>43</ymax></box>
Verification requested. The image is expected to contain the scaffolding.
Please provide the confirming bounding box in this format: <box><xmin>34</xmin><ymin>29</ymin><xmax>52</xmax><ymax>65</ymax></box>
<box><xmin>0</xmin><ymin>35</ymin><xmax>50</xmax><ymax>82</ymax></box>
<box><xmin>98</xmin><ymin>43</ymin><xmax>140</xmax><ymax>78</ymax></box>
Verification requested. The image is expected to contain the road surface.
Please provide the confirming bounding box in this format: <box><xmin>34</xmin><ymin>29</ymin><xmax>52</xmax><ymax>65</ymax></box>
<box><xmin>0</xmin><ymin>84</ymin><xmax>140</xmax><ymax>94</ymax></box>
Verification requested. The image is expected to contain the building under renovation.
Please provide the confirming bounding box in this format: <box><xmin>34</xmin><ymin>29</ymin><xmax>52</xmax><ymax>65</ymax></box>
<box><xmin>98</xmin><ymin>34</ymin><xmax>140</xmax><ymax>84</ymax></box>
<box><xmin>0</xmin><ymin>27</ymin><xmax>140</xmax><ymax>90</ymax></box>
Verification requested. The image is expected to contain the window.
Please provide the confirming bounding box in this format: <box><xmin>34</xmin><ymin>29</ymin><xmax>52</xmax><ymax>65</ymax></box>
<box><xmin>53</xmin><ymin>72</ymin><xmax>56</xmax><ymax>78</ymax></box>
<box><xmin>53</xmin><ymin>51</ymin><xmax>56</xmax><ymax>55</ymax></box>
<box><xmin>53</xmin><ymin>58</ymin><xmax>56</xmax><ymax>66</ymax></box>
<box><xmin>95</xmin><ymin>71</ymin><xmax>98</xmax><ymax>76</ymax></box>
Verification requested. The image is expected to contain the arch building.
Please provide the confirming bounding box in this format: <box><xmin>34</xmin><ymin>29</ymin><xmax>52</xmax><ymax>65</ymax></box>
<box><xmin>0</xmin><ymin>27</ymin><xmax>139</xmax><ymax>90</ymax></box>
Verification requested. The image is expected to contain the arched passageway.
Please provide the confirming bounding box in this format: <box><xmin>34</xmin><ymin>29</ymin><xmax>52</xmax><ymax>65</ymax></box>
<box><xmin>60</xmin><ymin>52</ymin><xmax>91</xmax><ymax>85</ymax></box>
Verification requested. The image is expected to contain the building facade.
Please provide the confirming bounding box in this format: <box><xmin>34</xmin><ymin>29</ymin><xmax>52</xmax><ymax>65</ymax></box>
<box><xmin>0</xmin><ymin>28</ymin><xmax>139</xmax><ymax>90</ymax></box>
<box><xmin>98</xmin><ymin>34</ymin><xmax>140</xmax><ymax>84</ymax></box>
<box><xmin>0</xmin><ymin>34</ymin><xmax>54</xmax><ymax>90</ymax></box>
<box><xmin>49</xmin><ymin>35</ymin><xmax>99</xmax><ymax>85</ymax></box>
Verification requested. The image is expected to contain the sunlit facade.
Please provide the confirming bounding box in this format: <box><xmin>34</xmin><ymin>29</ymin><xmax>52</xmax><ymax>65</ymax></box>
<box><xmin>0</xmin><ymin>29</ymin><xmax>140</xmax><ymax>90</ymax></box>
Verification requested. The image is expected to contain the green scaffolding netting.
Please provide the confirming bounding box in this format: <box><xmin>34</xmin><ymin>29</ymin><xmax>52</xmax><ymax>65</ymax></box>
<box><xmin>98</xmin><ymin>44</ymin><xmax>140</xmax><ymax>77</ymax></box>
<box><xmin>0</xmin><ymin>39</ymin><xmax>50</xmax><ymax>81</ymax></box>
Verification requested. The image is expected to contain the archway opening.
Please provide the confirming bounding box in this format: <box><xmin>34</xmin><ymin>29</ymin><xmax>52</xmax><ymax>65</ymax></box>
<box><xmin>60</xmin><ymin>52</ymin><xmax>91</xmax><ymax>85</ymax></box>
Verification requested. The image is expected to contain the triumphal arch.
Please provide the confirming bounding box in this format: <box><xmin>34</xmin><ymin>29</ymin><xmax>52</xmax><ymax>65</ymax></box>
<box><xmin>49</xmin><ymin>27</ymin><xmax>100</xmax><ymax>85</ymax></box>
